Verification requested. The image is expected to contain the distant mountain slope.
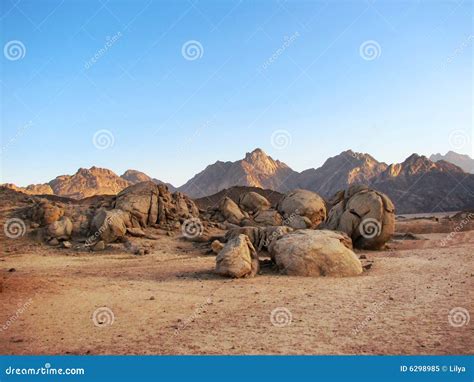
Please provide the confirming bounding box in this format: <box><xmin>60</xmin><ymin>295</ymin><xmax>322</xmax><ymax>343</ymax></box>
<box><xmin>48</xmin><ymin>167</ymin><xmax>130</xmax><ymax>199</ymax></box>
<box><xmin>373</xmin><ymin>154</ymin><xmax>474</xmax><ymax>213</ymax></box>
<box><xmin>430</xmin><ymin>151</ymin><xmax>474</xmax><ymax>174</ymax></box>
<box><xmin>2</xmin><ymin>183</ymin><xmax>54</xmax><ymax>196</ymax></box>
<box><xmin>178</xmin><ymin>148</ymin><xmax>299</xmax><ymax>198</ymax></box>
<box><xmin>296</xmin><ymin>150</ymin><xmax>388</xmax><ymax>197</ymax></box>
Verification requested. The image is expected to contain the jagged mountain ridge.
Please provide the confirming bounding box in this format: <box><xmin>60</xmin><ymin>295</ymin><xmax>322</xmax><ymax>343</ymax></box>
<box><xmin>430</xmin><ymin>151</ymin><xmax>474</xmax><ymax>174</ymax></box>
<box><xmin>178</xmin><ymin>148</ymin><xmax>299</xmax><ymax>197</ymax></box>
<box><xmin>2</xmin><ymin>149</ymin><xmax>473</xmax><ymax>213</ymax></box>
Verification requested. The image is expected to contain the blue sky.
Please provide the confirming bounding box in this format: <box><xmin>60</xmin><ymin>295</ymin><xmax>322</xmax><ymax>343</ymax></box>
<box><xmin>1</xmin><ymin>0</ymin><xmax>472</xmax><ymax>187</ymax></box>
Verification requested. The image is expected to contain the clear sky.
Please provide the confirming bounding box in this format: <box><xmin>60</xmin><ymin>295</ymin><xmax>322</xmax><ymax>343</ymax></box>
<box><xmin>1</xmin><ymin>0</ymin><xmax>472</xmax><ymax>187</ymax></box>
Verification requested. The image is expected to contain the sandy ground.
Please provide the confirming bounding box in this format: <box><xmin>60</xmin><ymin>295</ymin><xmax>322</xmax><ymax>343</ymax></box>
<box><xmin>1</xmin><ymin>224</ymin><xmax>473</xmax><ymax>355</ymax></box>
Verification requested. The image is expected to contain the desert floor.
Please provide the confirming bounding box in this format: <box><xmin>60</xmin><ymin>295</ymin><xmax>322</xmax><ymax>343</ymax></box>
<box><xmin>1</xmin><ymin>221</ymin><xmax>473</xmax><ymax>355</ymax></box>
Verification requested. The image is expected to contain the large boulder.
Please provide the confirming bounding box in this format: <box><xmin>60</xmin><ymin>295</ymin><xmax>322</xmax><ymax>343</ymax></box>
<box><xmin>46</xmin><ymin>216</ymin><xmax>73</xmax><ymax>240</ymax></box>
<box><xmin>238</xmin><ymin>192</ymin><xmax>271</xmax><ymax>213</ymax></box>
<box><xmin>218</xmin><ymin>197</ymin><xmax>246</xmax><ymax>225</ymax></box>
<box><xmin>31</xmin><ymin>199</ymin><xmax>64</xmax><ymax>225</ymax></box>
<box><xmin>323</xmin><ymin>185</ymin><xmax>395</xmax><ymax>249</ymax></box>
<box><xmin>89</xmin><ymin>208</ymin><xmax>129</xmax><ymax>243</ymax></box>
<box><xmin>253</xmin><ymin>209</ymin><xmax>283</xmax><ymax>226</ymax></box>
<box><xmin>277</xmin><ymin>189</ymin><xmax>326</xmax><ymax>229</ymax></box>
<box><xmin>270</xmin><ymin>229</ymin><xmax>362</xmax><ymax>277</ymax></box>
<box><xmin>225</xmin><ymin>225</ymin><xmax>293</xmax><ymax>252</ymax></box>
<box><xmin>215</xmin><ymin>234</ymin><xmax>259</xmax><ymax>278</ymax></box>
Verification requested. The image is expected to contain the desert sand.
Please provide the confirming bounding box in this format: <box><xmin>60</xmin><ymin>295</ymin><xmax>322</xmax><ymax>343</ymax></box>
<box><xmin>1</xmin><ymin>210</ymin><xmax>473</xmax><ymax>355</ymax></box>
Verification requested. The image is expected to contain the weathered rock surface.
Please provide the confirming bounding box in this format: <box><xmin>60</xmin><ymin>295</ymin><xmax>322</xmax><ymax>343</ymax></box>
<box><xmin>46</xmin><ymin>216</ymin><xmax>73</xmax><ymax>240</ymax></box>
<box><xmin>215</xmin><ymin>234</ymin><xmax>259</xmax><ymax>278</ymax></box>
<box><xmin>253</xmin><ymin>209</ymin><xmax>283</xmax><ymax>226</ymax></box>
<box><xmin>114</xmin><ymin>182</ymin><xmax>198</xmax><ymax>229</ymax></box>
<box><xmin>270</xmin><ymin>230</ymin><xmax>362</xmax><ymax>277</ymax></box>
<box><xmin>323</xmin><ymin>185</ymin><xmax>395</xmax><ymax>249</ymax></box>
<box><xmin>238</xmin><ymin>191</ymin><xmax>271</xmax><ymax>213</ymax></box>
<box><xmin>277</xmin><ymin>189</ymin><xmax>326</xmax><ymax>228</ymax></box>
<box><xmin>89</xmin><ymin>209</ymin><xmax>129</xmax><ymax>243</ymax></box>
<box><xmin>225</xmin><ymin>225</ymin><xmax>293</xmax><ymax>252</ymax></box>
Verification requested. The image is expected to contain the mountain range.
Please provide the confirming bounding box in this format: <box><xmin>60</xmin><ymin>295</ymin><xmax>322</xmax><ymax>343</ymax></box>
<box><xmin>3</xmin><ymin>149</ymin><xmax>474</xmax><ymax>213</ymax></box>
<box><xmin>430</xmin><ymin>151</ymin><xmax>474</xmax><ymax>174</ymax></box>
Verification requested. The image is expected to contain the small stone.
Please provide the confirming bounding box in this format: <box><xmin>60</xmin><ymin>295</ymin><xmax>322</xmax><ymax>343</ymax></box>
<box><xmin>167</xmin><ymin>231</ymin><xmax>173</xmax><ymax>237</ymax></box>
<box><xmin>149</xmin><ymin>296</ymin><xmax>155</xmax><ymax>300</ymax></box>
<box><xmin>359</xmin><ymin>254</ymin><xmax>367</xmax><ymax>259</ymax></box>
<box><xmin>135</xmin><ymin>248</ymin><xmax>145</xmax><ymax>256</ymax></box>
<box><xmin>211</xmin><ymin>240</ymin><xmax>224</xmax><ymax>254</ymax></box>
<box><xmin>93</xmin><ymin>240</ymin><xmax>106</xmax><ymax>251</ymax></box>
<box><xmin>48</xmin><ymin>238</ymin><xmax>59</xmax><ymax>246</ymax></box>
<box><xmin>30</xmin><ymin>222</ymin><xmax>40</xmax><ymax>228</ymax></box>
<box><xmin>8</xmin><ymin>268</ymin><xmax>16</xmax><ymax>272</ymax></box>
<box><xmin>389</xmin><ymin>296</ymin><xmax>394</xmax><ymax>301</ymax></box>
<box><xmin>62</xmin><ymin>241</ymin><xmax>72</xmax><ymax>249</ymax></box>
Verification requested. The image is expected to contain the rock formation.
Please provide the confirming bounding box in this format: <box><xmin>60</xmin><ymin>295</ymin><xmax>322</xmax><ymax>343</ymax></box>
<box><xmin>270</xmin><ymin>230</ymin><xmax>362</xmax><ymax>277</ymax></box>
<box><xmin>322</xmin><ymin>185</ymin><xmax>395</xmax><ymax>250</ymax></box>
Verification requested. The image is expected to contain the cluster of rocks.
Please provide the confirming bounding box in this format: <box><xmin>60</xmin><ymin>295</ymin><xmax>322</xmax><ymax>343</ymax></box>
<box><xmin>26</xmin><ymin>181</ymin><xmax>199</xmax><ymax>251</ymax></box>
<box><xmin>203</xmin><ymin>189</ymin><xmax>327</xmax><ymax>229</ymax></box>
<box><xmin>20</xmin><ymin>180</ymin><xmax>395</xmax><ymax>279</ymax></box>
<box><xmin>209</xmin><ymin>185</ymin><xmax>395</xmax><ymax>279</ymax></box>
